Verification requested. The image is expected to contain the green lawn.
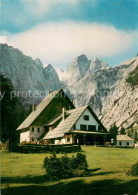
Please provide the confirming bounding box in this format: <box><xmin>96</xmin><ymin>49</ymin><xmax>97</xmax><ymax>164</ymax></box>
<box><xmin>1</xmin><ymin>146</ymin><xmax>138</xmax><ymax>195</ymax></box>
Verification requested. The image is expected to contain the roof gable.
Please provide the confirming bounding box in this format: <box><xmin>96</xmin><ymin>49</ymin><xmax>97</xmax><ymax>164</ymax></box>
<box><xmin>87</xmin><ymin>106</ymin><xmax>107</xmax><ymax>131</ymax></box>
<box><xmin>44</xmin><ymin>105</ymin><xmax>107</xmax><ymax>139</ymax></box>
<box><xmin>17</xmin><ymin>89</ymin><xmax>74</xmax><ymax>130</ymax></box>
<box><xmin>43</xmin><ymin>105</ymin><xmax>87</xmax><ymax>139</ymax></box>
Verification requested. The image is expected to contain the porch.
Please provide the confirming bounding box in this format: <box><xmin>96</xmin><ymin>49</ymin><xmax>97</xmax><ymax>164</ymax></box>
<box><xmin>65</xmin><ymin>130</ymin><xmax>116</xmax><ymax>145</ymax></box>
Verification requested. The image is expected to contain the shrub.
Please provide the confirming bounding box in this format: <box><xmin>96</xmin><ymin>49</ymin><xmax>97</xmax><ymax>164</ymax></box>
<box><xmin>60</xmin><ymin>155</ymin><xmax>72</xmax><ymax>178</ymax></box>
<box><xmin>70</xmin><ymin>153</ymin><xmax>88</xmax><ymax>176</ymax></box>
<box><xmin>126</xmin><ymin>66</ymin><xmax>138</xmax><ymax>87</ymax></box>
<box><xmin>127</xmin><ymin>162</ymin><xmax>138</xmax><ymax>176</ymax></box>
<box><xmin>43</xmin><ymin>153</ymin><xmax>62</xmax><ymax>180</ymax></box>
<box><xmin>43</xmin><ymin>152</ymin><xmax>88</xmax><ymax>180</ymax></box>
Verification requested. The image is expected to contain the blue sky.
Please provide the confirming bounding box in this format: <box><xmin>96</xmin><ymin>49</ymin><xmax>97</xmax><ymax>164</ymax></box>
<box><xmin>0</xmin><ymin>0</ymin><xmax>138</xmax><ymax>69</ymax></box>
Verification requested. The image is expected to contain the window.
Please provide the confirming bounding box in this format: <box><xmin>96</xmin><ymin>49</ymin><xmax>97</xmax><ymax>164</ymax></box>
<box><xmin>37</xmin><ymin>128</ymin><xmax>40</xmax><ymax>133</ymax></box>
<box><xmin>119</xmin><ymin>141</ymin><xmax>122</xmax><ymax>146</ymax></box>
<box><xmin>32</xmin><ymin>138</ymin><xmax>34</xmax><ymax>141</ymax></box>
<box><xmin>98</xmin><ymin>126</ymin><xmax>102</xmax><ymax>131</ymax></box>
<box><xmin>88</xmin><ymin>125</ymin><xmax>96</xmax><ymax>131</ymax></box>
<box><xmin>59</xmin><ymin>139</ymin><xmax>62</xmax><ymax>144</ymax></box>
<box><xmin>80</xmin><ymin>124</ymin><xmax>87</xmax><ymax>130</ymax></box>
<box><xmin>127</xmin><ymin>142</ymin><xmax>129</xmax><ymax>146</ymax></box>
<box><xmin>67</xmin><ymin>137</ymin><xmax>70</xmax><ymax>142</ymax></box>
<box><xmin>84</xmin><ymin>115</ymin><xmax>89</xmax><ymax>120</ymax></box>
<box><xmin>32</xmin><ymin>127</ymin><xmax>34</xmax><ymax>132</ymax></box>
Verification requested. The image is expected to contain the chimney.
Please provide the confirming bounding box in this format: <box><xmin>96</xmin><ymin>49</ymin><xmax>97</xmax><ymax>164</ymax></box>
<box><xmin>62</xmin><ymin>107</ymin><xmax>66</xmax><ymax>121</ymax></box>
<box><xmin>48</xmin><ymin>91</ymin><xmax>52</xmax><ymax>95</ymax></box>
<box><xmin>69</xmin><ymin>106</ymin><xmax>71</xmax><ymax>110</ymax></box>
<box><xmin>32</xmin><ymin>104</ymin><xmax>36</xmax><ymax>112</ymax></box>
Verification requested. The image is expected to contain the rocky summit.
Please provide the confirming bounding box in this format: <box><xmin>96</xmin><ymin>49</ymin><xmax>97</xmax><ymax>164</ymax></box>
<box><xmin>64</xmin><ymin>56</ymin><xmax>138</xmax><ymax>130</ymax></box>
<box><xmin>0</xmin><ymin>44</ymin><xmax>61</xmax><ymax>108</ymax></box>
<box><xmin>0</xmin><ymin>43</ymin><xmax>137</xmax><ymax>129</ymax></box>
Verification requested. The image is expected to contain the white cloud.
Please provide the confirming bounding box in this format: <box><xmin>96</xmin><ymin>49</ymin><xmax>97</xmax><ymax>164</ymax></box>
<box><xmin>0</xmin><ymin>36</ymin><xmax>8</xmax><ymax>44</ymax></box>
<box><xmin>57</xmin><ymin>68</ymin><xmax>70</xmax><ymax>81</ymax></box>
<box><xmin>4</xmin><ymin>22</ymin><xmax>138</xmax><ymax>68</ymax></box>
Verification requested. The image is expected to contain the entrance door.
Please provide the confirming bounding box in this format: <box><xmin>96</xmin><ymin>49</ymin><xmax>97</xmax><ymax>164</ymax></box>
<box><xmin>95</xmin><ymin>135</ymin><xmax>104</xmax><ymax>145</ymax></box>
<box><xmin>85</xmin><ymin>135</ymin><xmax>94</xmax><ymax>145</ymax></box>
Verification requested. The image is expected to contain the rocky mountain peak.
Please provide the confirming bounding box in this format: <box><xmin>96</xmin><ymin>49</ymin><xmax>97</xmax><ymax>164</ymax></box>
<box><xmin>75</xmin><ymin>54</ymin><xmax>89</xmax><ymax>62</ymax></box>
<box><xmin>0</xmin><ymin>44</ymin><xmax>61</xmax><ymax>107</ymax></box>
<box><xmin>43</xmin><ymin>64</ymin><xmax>60</xmax><ymax>78</ymax></box>
<box><xmin>44</xmin><ymin>64</ymin><xmax>60</xmax><ymax>76</ymax></box>
<box><xmin>67</xmin><ymin>54</ymin><xmax>90</xmax><ymax>84</ymax></box>
<box><xmin>34</xmin><ymin>58</ymin><xmax>43</xmax><ymax>70</ymax></box>
<box><xmin>92</xmin><ymin>57</ymin><xmax>99</xmax><ymax>62</ymax></box>
<box><xmin>89</xmin><ymin>57</ymin><xmax>110</xmax><ymax>72</ymax></box>
<box><xmin>43</xmin><ymin>64</ymin><xmax>61</xmax><ymax>90</ymax></box>
<box><xmin>44</xmin><ymin>64</ymin><xmax>54</xmax><ymax>70</ymax></box>
<box><xmin>34</xmin><ymin>58</ymin><xmax>43</xmax><ymax>67</ymax></box>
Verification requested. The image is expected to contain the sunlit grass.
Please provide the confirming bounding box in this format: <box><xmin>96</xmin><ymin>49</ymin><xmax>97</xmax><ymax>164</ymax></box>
<box><xmin>1</xmin><ymin>147</ymin><xmax>138</xmax><ymax>195</ymax></box>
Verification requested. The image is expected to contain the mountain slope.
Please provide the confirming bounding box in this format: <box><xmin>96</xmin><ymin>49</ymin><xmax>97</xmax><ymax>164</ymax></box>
<box><xmin>0</xmin><ymin>44</ymin><xmax>137</xmax><ymax>129</ymax></box>
<box><xmin>66</xmin><ymin>56</ymin><xmax>138</xmax><ymax>129</ymax></box>
<box><xmin>43</xmin><ymin>64</ymin><xmax>61</xmax><ymax>90</ymax></box>
<box><xmin>0</xmin><ymin>44</ymin><xmax>61</xmax><ymax>107</ymax></box>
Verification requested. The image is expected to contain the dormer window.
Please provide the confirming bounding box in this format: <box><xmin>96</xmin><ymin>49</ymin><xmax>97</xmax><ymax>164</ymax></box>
<box><xmin>84</xmin><ymin>115</ymin><xmax>89</xmax><ymax>120</ymax></box>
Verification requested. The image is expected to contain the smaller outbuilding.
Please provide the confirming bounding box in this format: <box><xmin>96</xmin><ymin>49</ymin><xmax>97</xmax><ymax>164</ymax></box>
<box><xmin>117</xmin><ymin>135</ymin><xmax>134</xmax><ymax>147</ymax></box>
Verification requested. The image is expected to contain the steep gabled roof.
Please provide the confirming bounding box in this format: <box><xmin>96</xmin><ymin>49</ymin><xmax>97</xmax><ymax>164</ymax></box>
<box><xmin>43</xmin><ymin>105</ymin><xmax>87</xmax><ymax>139</ymax></box>
<box><xmin>17</xmin><ymin>89</ymin><xmax>64</xmax><ymax>130</ymax></box>
<box><xmin>88</xmin><ymin>106</ymin><xmax>107</xmax><ymax>132</ymax></box>
<box><xmin>117</xmin><ymin>135</ymin><xmax>134</xmax><ymax>141</ymax></box>
<box><xmin>43</xmin><ymin>105</ymin><xmax>107</xmax><ymax>139</ymax></box>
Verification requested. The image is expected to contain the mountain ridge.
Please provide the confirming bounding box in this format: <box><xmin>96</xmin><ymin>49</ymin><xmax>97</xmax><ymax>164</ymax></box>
<box><xmin>0</xmin><ymin>44</ymin><xmax>61</xmax><ymax>108</ymax></box>
<box><xmin>0</xmin><ymin>43</ymin><xmax>137</xmax><ymax>129</ymax></box>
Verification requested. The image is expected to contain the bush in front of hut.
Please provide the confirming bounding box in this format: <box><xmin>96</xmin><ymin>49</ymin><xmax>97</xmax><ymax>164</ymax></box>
<box><xmin>43</xmin><ymin>152</ymin><xmax>88</xmax><ymax>180</ymax></box>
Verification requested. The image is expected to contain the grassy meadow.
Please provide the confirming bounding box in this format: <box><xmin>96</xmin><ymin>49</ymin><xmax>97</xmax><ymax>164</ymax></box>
<box><xmin>1</xmin><ymin>146</ymin><xmax>138</xmax><ymax>195</ymax></box>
